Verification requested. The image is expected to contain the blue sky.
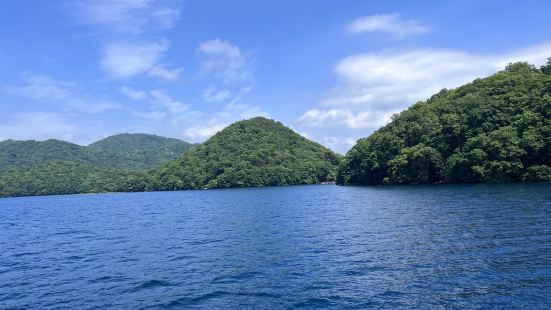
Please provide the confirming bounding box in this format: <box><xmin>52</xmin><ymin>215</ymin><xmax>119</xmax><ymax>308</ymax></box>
<box><xmin>1</xmin><ymin>0</ymin><xmax>550</xmax><ymax>153</ymax></box>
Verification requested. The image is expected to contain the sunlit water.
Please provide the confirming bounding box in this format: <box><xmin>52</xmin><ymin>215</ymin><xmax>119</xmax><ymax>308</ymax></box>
<box><xmin>1</xmin><ymin>183</ymin><xmax>551</xmax><ymax>309</ymax></box>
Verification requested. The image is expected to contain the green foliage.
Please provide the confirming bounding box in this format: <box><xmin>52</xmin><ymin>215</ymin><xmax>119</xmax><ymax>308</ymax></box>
<box><xmin>0</xmin><ymin>134</ymin><xmax>193</xmax><ymax>197</ymax></box>
<box><xmin>0</xmin><ymin>133</ymin><xmax>193</xmax><ymax>172</ymax></box>
<box><xmin>339</xmin><ymin>61</ymin><xmax>551</xmax><ymax>185</ymax></box>
<box><xmin>0</xmin><ymin>161</ymin><xmax>130</xmax><ymax>197</ymax></box>
<box><xmin>87</xmin><ymin>133</ymin><xmax>194</xmax><ymax>170</ymax></box>
<box><xmin>121</xmin><ymin>117</ymin><xmax>342</xmax><ymax>191</ymax></box>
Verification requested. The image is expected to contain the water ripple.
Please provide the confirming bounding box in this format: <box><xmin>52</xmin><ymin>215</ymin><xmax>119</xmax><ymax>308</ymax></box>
<box><xmin>0</xmin><ymin>183</ymin><xmax>550</xmax><ymax>309</ymax></box>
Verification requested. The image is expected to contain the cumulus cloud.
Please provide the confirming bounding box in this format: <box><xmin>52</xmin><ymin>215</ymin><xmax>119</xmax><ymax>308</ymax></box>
<box><xmin>297</xmin><ymin>42</ymin><xmax>551</xmax><ymax>153</ymax></box>
<box><xmin>74</xmin><ymin>0</ymin><xmax>181</xmax><ymax>34</ymax></box>
<box><xmin>183</xmin><ymin>119</ymin><xmax>228</xmax><ymax>141</ymax></box>
<box><xmin>4</xmin><ymin>72</ymin><xmax>118</xmax><ymax>113</ymax></box>
<box><xmin>347</xmin><ymin>14</ymin><xmax>430</xmax><ymax>37</ymax></box>
<box><xmin>299</xmin><ymin>108</ymin><xmax>396</xmax><ymax>129</ymax></box>
<box><xmin>318</xmin><ymin>136</ymin><xmax>357</xmax><ymax>153</ymax></box>
<box><xmin>300</xmin><ymin>43</ymin><xmax>551</xmax><ymax>130</ymax></box>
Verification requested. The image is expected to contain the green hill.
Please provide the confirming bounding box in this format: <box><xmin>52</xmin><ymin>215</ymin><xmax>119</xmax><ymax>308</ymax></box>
<box><xmin>0</xmin><ymin>133</ymin><xmax>193</xmax><ymax>197</ymax></box>
<box><xmin>0</xmin><ymin>133</ymin><xmax>193</xmax><ymax>172</ymax></box>
<box><xmin>0</xmin><ymin>161</ymin><xmax>130</xmax><ymax>198</ymax></box>
<box><xmin>122</xmin><ymin>117</ymin><xmax>342</xmax><ymax>191</ymax></box>
<box><xmin>338</xmin><ymin>61</ymin><xmax>551</xmax><ymax>185</ymax></box>
<box><xmin>0</xmin><ymin>139</ymin><xmax>90</xmax><ymax>172</ymax></box>
<box><xmin>88</xmin><ymin>133</ymin><xmax>194</xmax><ymax>170</ymax></box>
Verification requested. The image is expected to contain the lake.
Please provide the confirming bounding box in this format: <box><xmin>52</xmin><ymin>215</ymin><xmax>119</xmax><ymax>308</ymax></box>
<box><xmin>1</xmin><ymin>183</ymin><xmax>550</xmax><ymax>309</ymax></box>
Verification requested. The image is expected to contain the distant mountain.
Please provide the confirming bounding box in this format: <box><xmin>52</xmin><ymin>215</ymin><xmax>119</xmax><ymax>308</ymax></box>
<box><xmin>88</xmin><ymin>133</ymin><xmax>195</xmax><ymax>171</ymax></box>
<box><xmin>0</xmin><ymin>139</ymin><xmax>91</xmax><ymax>173</ymax></box>
<box><xmin>0</xmin><ymin>161</ymin><xmax>130</xmax><ymax>198</ymax></box>
<box><xmin>0</xmin><ymin>133</ymin><xmax>194</xmax><ymax>197</ymax></box>
<box><xmin>338</xmin><ymin>61</ymin><xmax>551</xmax><ymax>185</ymax></box>
<box><xmin>122</xmin><ymin>117</ymin><xmax>342</xmax><ymax>191</ymax></box>
<box><xmin>0</xmin><ymin>133</ymin><xmax>193</xmax><ymax>172</ymax></box>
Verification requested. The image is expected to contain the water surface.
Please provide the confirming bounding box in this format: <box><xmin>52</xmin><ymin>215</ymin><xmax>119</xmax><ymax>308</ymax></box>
<box><xmin>1</xmin><ymin>183</ymin><xmax>551</xmax><ymax>309</ymax></box>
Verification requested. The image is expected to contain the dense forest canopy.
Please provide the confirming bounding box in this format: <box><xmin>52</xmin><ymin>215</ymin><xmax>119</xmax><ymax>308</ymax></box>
<box><xmin>120</xmin><ymin>117</ymin><xmax>342</xmax><ymax>192</ymax></box>
<box><xmin>0</xmin><ymin>133</ymin><xmax>193</xmax><ymax>172</ymax></box>
<box><xmin>88</xmin><ymin>134</ymin><xmax>195</xmax><ymax>170</ymax></box>
<box><xmin>338</xmin><ymin>60</ymin><xmax>551</xmax><ymax>185</ymax></box>
<box><xmin>0</xmin><ymin>134</ymin><xmax>193</xmax><ymax>197</ymax></box>
<box><xmin>0</xmin><ymin>161</ymin><xmax>131</xmax><ymax>198</ymax></box>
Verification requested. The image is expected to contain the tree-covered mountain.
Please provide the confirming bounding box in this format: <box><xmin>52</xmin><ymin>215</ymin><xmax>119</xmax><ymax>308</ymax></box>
<box><xmin>0</xmin><ymin>133</ymin><xmax>193</xmax><ymax>197</ymax></box>
<box><xmin>88</xmin><ymin>133</ymin><xmax>195</xmax><ymax>170</ymax></box>
<box><xmin>0</xmin><ymin>133</ymin><xmax>193</xmax><ymax>172</ymax></box>
<box><xmin>338</xmin><ymin>61</ymin><xmax>551</xmax><ymax>185</ymax></box>
<box><xmin>121</xmin><ymin>117</ymin><xmax>342</xmax><ymax>192</ymax></box>
<box><xmin>0</xmin><ymin>139</ymin><xmax>90</xmax><ymax>172</ymax></box>
<box><xmin>0</xmin><ymin>161</ymin><xmax>131</xmax><ymax>198</ymax></box>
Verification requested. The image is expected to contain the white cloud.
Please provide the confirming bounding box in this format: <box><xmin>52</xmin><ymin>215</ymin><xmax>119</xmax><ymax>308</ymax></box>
<box><xmin>0</xmin><ymin>112</ymin><xmax>80</xmax><ymax>142</ymax></box>
<box><xmin>149</xmin><ymin>64</ymin><xmax>182</xmax><ymax>80</ymax></box>
<box><xmin>318</xmin><ymin>136</ymin><xmax>357</xmax><ymax>153</ymax></box>
<box><xmin>298</xmin><ymin>42</ymin><xmax>551</xmax><ymax>153</ymax></box>
<box><xmin>299</xmin><ymin>108</ymin><xmax>396</xmax><ymax>129</ymax></box>
<box><xmin>101</xmin><ymin>40</ymin><xmax>168</xmax><ymax>78</ymax></box>
<box><xmin>4</xmin><ymin>72</ymin><xmax>118</xmax><ymax>113</ymax></box>
<box><xmin>302</xmin><ymin>43</ymin><xmax>551</xmax><ymax>128</ymax></box>
<box><xmin>202</xmin><ymin>87</ymin><xmax>231</xmax><ymax>103</ymax></box>
<box><xmin>182</xmin><ymin>99</ymin><xmax>267</xmax><ymax>142</ymax></box>
<box><xmin>183</xmin><ymin>119</ymin><xmax>228</xmax><ymax>141</ymax></box>
<box><xmin>75</xmin><ymin>0</ymin><xmax>181</xmax><ymax>34</ymax></box>
<box><xmin>149</xmin><ymin>89</ymin><xmax>189</xmax><ymax>113</ymax></box>
<box><xmin>120</xmin><ymin>86</ymin><xmax>147</xmax><ymax>100</ymax></box>
<box><xmin>130</xmin><ymin>110</ymin><xmax>166</xmax><ymax>120</ymax></box>
<box><xmin>196</xmin><ymin>39</ymin><xmax>258</xmax><ymax>120</ymax></box>
<box><xmin>198</xmin><ymin>38</ymin><xmax>253</xmax><ymax>86</ymax></box>
<box><xmin>347</xmin><ymin>14</ymin><xmax>430</xmax><ymax>37</ymax></box>
<box><xmin>75</xmin><ymin>1</ymin><xmax>183</xmax><ymax>81</ymax></box>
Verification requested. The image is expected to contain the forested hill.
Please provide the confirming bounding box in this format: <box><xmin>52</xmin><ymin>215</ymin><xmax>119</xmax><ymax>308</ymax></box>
<box><xmin>0</xmin><ymin>134</ymin><xmax>193</xmax><ymax>197</ymax></box>
<box><xmin>121</xmin><ymin>117</ymin><xmax>342</xmax><ymax>192</ymax></box>
<box><xmin>0</xmin><ymin>139</ymin><xmax>88</xmax><ymax>172</ymax></box>
<box><xmin>338</xmin><ymin>61</ymin><xmax>551</xmax><ymax>185</ymax></box>
<box><xmin>0</xmin><ymin>133</ymin><xmax>193</xmax><ymax>172</ymax></box>
<box><xmin>88</xmin><ymin>133</ymin><xmax>194</xmax><ymax>170</ymax></box>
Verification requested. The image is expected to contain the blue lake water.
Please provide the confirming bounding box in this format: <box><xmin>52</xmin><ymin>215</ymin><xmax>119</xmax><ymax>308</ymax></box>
<box><xmin>1</xmin><ymin>183</ymin><xmax>551</xmax><ymax>309</ymax></box>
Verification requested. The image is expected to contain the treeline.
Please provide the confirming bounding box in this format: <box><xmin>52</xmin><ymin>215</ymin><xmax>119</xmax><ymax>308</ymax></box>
<box><xmin>0</xmin><ymin>133</ymin><xmax>193</xmax><ymax>172</ymax></box>
<box><xmin>119</xmin><ymin>117</ymin><xmax>342</xmax><ymax>191</ymax></box>
<box><xmin>0</xmin><ymin>118</ymin><xmax>341</xmax><ymax>197</ymax></box>
<box><xmin>338</xmin><ymin>60</ymin><xmax>551</xmax><ymax>185</ymax></box>
<box><xmin>0</xmin><ymin>161</ymin><xmax>130</xmax><ymax>197</ymax></box>
<box><xmin>0</xmin><ymin>134</ymin><xmax>193</xmax><ymax>197</ymax></box>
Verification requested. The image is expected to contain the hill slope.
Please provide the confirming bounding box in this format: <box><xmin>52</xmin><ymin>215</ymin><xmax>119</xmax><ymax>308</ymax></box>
<box><xmin>0</xmin><ymin>134</ymin><xmax>193</xmax><ymax>197</ymax></box>
<box><xmin>0</xmin><ymin>133</ymin><xmax>193</xmax><ymax>172</ymax></box>
<box><xmin>123</xmin><ymin>117</ymin><xmax>342</xmax><ymax>191</ymax></box>
<box><xmin>0</xmin><ymin>161</ymin><xmax>131</xmax><ymax>197</ymax></box>
<box><xmin>0</xmin><ymin>139</ymin><xmax>90</xmax><ymax>173</ymax></box>
<box><xmin>338</xmin><ymin>61</ymin><xmax>551</xmax><ymax>185</ymax></box>
<box><xmin>88</xmin><ymin>133</ymin><xmax>194</xmax><ymax>170</ymax></box>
